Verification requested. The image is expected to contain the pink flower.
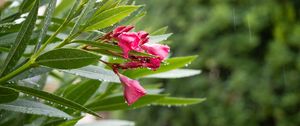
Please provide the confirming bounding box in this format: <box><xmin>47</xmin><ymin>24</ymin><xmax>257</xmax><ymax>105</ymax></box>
<box><xmin>145</xmin><ymin>57</ymin><xmax>162</xmax><ymax>70</ymax></box>
<box><xmin>142</xmin><ymin>44</ymin><xmax>170</xmax><ymax>60</ymax></box>
<box><xmin>137</xmin><ymin>31</ymin><xmax>149</xmax><ymax>45</ymax></box>
<box><xmin>121</xmin><ymin>62</ymin><xmax>143</xmax><ymax>69</ymax></box>
<box><xmin>117</xmin><ymin>32</ymin><xmax>142</xmax><ymax>58</ymax></box>
<box><xmin>112</xmin><ymin>25</ymin><xmax>134</xmax><ymax>38</ymax></box>
<box><xmin>118</xmin><ymin>74</ymin><xmax>146</xmax><ymax>105</ymax></box>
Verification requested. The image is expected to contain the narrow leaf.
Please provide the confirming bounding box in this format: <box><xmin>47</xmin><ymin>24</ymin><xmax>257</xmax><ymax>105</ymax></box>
<box><xmin>145</xmin><ymin>69</ymin><xmax>201</xmax><ymax>78</ymax></box>
<box><xmin>0</xmin><ymin>0</ymin><xmax>39</xmax><ymax>76</ymax></box>
<box><xmin>11</xmin><ymin>67</ymin><xmax>52</xmax><ymax>81</ymax></box>
<box><xmin>0</xmin><ymin>23</ymin><xmax>21</xmax><ymax>34</ymax></box>
<box><xmin>58</xmin><ymin>118</ymin><xmax>82</xmax><ymax>126</ymax></box>
<box><xmin>53</xmin><ymin>0</ymin><xmax>76</xmax><ymax>17</ymax></box>
<box><xmin>0</xmin><ymin>86</ymin><xmax>19</xmax><ymax>104</ymax></box>
<box><xmin>148</xmin><ymin>33</ymin><xmax>172</xmax><ymax>44</ymax></box>
<box><xmin>0</xmin><ymin>99</ymin><xmax>73</xmax><ymax>119</ymax></box>
<box><xmin>8</xmin><ymin>85</ymin><xmax>101</xmax><ymax>118</ymax></box>
<box><xmin>85</xmin><ymin>6</ymin><xmax>139</xmax><ymax>31</ymax></box>
<box><xmin>63</xmin><ymin>80</ymin><xmax>101</xmax><ymax>105</ymax></box>
<box><xmin>153</xmin><ymin>97</ymin><xmax>206</xmax><ymax>106</ymax></box>
<box><xmin>34</xmin><ymin>0</ymin><xmax>57</xmax><ymax>53</ymax></box>
<box><xmin>36</xmin><ymin>48</ymin><xmax>100</xmax><ymax>69</ymax></box>
<box><xmin>124</xmin><ymin>56</ymin><xmax>198</xmax><ymax>78</ymax></box>
<box><xmin>86</xmin><ymin>95</ymin><xmax>166</xmax><ymax>111</ymax></box>
<box><xmin>62</xmin><ymin>65</ymin><xmax>120</xmax><ymax>83</ymax></box>
<box><xmin>70</xmin><ymin>0</ymin><xmax>96</xmax><ymax>35</ymax></box>
<box><xmin>151</xmin><ymin>26</ymin><xmax>168</xmax><ymax>35</ymax></box>
<box><xmin>94</xmin><ymin>0</ymin><xmax>120</xmax><ymax>15</ymax></box>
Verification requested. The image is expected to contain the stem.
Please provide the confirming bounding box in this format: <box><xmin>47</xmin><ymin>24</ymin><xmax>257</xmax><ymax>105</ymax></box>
<box><xmin>55</xmin><ymin>32</ymin><xmax>80</xmax><ymax>48</ymax></box>
<box><xmin>0</xmin><ymin>61</ymin><xmax>34</xmax><ymax>85</ymax></box>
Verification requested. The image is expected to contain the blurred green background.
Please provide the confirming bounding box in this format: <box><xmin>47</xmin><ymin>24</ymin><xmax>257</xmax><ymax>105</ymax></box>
<box><xmin>126</xmin><ymin>0</ymin><xmax>300</xmax><ymax>126</ymax></box>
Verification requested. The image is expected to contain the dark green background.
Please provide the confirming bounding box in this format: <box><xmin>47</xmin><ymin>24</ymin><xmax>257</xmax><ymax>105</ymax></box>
<box><xmin>127</xmin><ymin>0</ymin><xmax>300</xmax><ymax>125</ymax></box>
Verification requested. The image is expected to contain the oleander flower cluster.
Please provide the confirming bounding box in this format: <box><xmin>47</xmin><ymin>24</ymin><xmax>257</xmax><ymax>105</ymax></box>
<box><xmin>101</xmin><ymin>26</ymin><xmax>170</xmax><ymax>105</ymax></box>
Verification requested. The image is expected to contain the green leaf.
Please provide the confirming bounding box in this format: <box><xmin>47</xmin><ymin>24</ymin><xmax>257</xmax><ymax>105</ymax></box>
<box><xmin>8</xmin><ymin>85</ymin><xmax>101</xmax><ymax>118</ymax></box>
<box><xmin>153</xmin><ymin>97</ymin><xmax>206</xmax><ymax>106</ymax></box>
<box><xmin>85</xmin><ymin>6</ymin><xmax>139</xmax><ymax>31</ymax></box>
<box><xmin>0</xmin><ymin>32</ymin><xmax>18</xmax><ymax>47</ymax></box>
<box><xmin>0</xmin><ymin>86</ymin><xmax>19</xmax><ymax>104</ymax></box>
<box><xmin>19</xmin><ymin>0</ymin><xmax>34</xmax><ymax>13</ymax></box>
<box><xmin>86</xmin><ymin>95</ymin><xmax>166</xmax><ymax>111</ymax></box>
<box><xmin>57</xmin><ymin>118</ymin><xmax>82</xmax><ymax>126</ymax></box>
<box><xmin>151</xmin><ymin>26</ymin><xmax>168</xmax><ymax>35</ymax></box>
<box><xmin>36</xmin><ymin>48</ymin><xmax>100</xmax><ymax>69</ymax></box>
<box><xmin>145</xmin><ymin>69</ymin><xmax>201</xmax><ymax>78</ymax></box>
<box><xmin>34</xmin><ymin>0</ymin><xmax>57</xmax><ymax>53</ymax></box>
<box><xmin>94</xmin><ymin>0</ymin><xmax>120</xmax><ymax>15</ymax></box>
<box><xmin>148</xmin><ymin>33</ymin><xmax>172</xmax><ymax>44</ymax></box>
<box><xmin>11</xmin><ymin>67</ymin><xmax>51</xmax><ymax>81</ymax></box>
<box><xmin>124</xmin><ymin>9</ymin><xmax>146</xmax><ymax>25</ymax></box>
<box><xmin>0</xmin><ymin>99</ymin><xmax>73</xmax><ymax>119</ymax></box>
<box><xmin>0</xmin><ymin>23</ymin><xmax>21</xmax><ymax>34</ymax></box>
<box><xmin>62</xmin><ymin>65</ymin><xmax>120</xmax><ymax>83</ymax></box>
<box><xmin>37</xmin><ymin>16</ymin><xmax>75</xmax><ymax>27</ymax></box>
<box><xmin>124</xmin><ymin>55</ymin><xmax>198</xmax><ymax>78</ymax></box>
<box><xmin>0</xmin><ymin>0</ymin><xmax>39</xmax><ymax>77</ymax></box>
<box><xmin>70</xmin><ymin>0</ymin><xmax>96</xmax><ymax>35</ymax></box>
<box><xmin>63</xmin><ymin>80</ymin><xmax>101</xmax><ymax>105</ymax></box>
<box><xmin>72</xmin><ymin>40</ymin><xmax>152</xmax><ymax>57</ymax></box>
<box><xmin>53</xmin><ymin>0</ymin><xmax>76</xmax><ymax>17</ymax></box>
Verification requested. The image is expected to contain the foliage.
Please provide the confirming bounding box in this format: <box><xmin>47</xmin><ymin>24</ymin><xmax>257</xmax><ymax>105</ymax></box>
<box><xmin>128</xmin><ymin>0</ymin><xmax>300</xmax><ymax>126</ymax></box>
<box><xmin>0</xmin><ymin>0</ymin><xmax>203</xmax><ymax>125</ymax></box>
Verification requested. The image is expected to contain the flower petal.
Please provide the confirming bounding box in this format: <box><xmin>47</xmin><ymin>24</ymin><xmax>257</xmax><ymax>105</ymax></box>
<box><xmin>142</xmin><ymin>44</ymin><xmax>170</xmax><ymax>60</ymax></box>
<box><xmin>137</xmin><ymin>31</ymin><xmax>149</xmax><ymax>45</ymax></box>
<box><xmin>112</xmin><ymin>25</ymin><xmax>134</xmax><ymax>37</ymax></box>
<box><xmin>117</xmin><ymin>32</ymin><xmax>141</xmax><ymax>58</ymax></box>
<box><xmin>118</xmin><ymin>74</ymin><xmax>146</xmax><ymax>105</ymax></box>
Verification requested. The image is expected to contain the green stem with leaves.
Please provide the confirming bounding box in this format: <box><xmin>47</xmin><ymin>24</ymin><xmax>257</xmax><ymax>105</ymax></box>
<box><xmin>0</xmin><ymin>61</ymin><xmax>34</xmax><ymax>84</ymax></box>
<box><xmin>0</xmin><ymin>1</ymin><xmax>85</xmax><ymax>84</ymax></box>
<box><xmin>0</xmin><ymin>20</ymin><xmax>70</xmax><ymax>85</ymax></box>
